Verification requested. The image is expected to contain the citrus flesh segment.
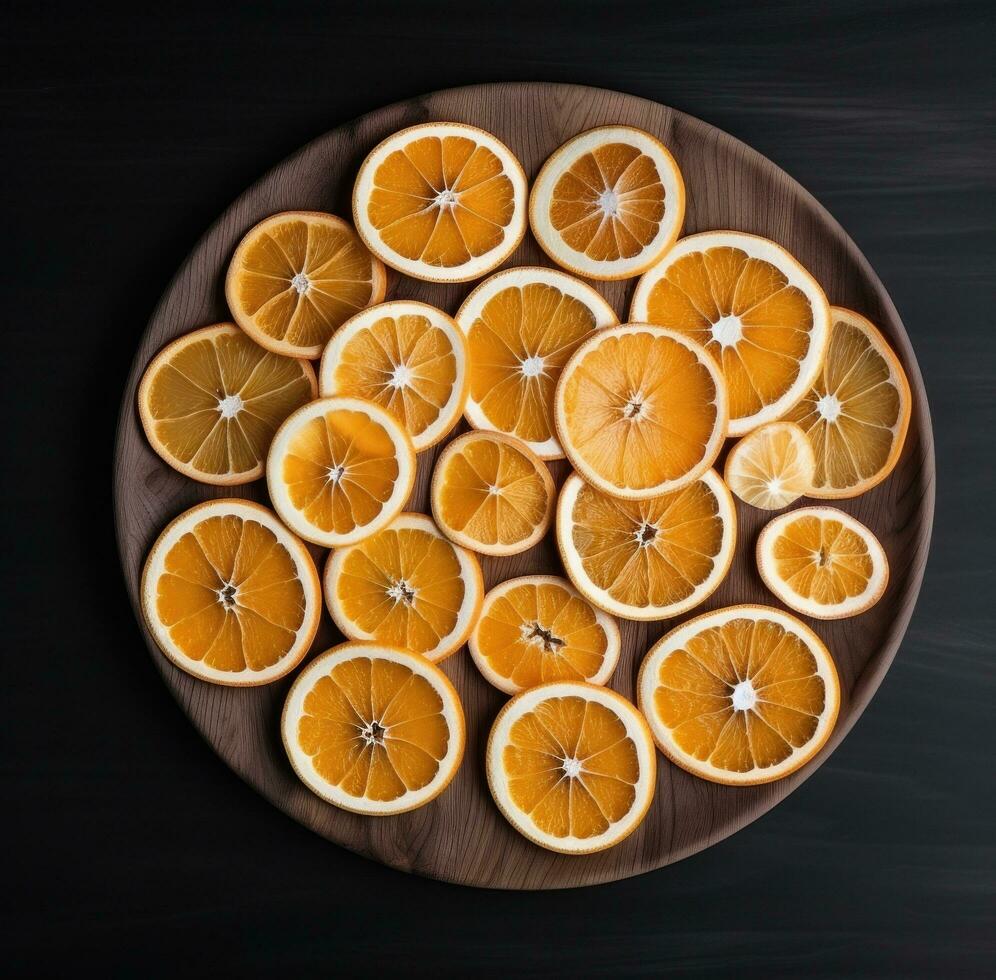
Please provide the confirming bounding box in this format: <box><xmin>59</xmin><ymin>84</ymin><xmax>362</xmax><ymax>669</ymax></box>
<box><xmin>266</xmin><ymin>397</ymin><xmax>416</xmax><ymax>548</ymax></box>
<box><xmin>631</xmin><ymin>231</ymin><xmax>830</xmax><ymax>436</ymax></box>
<box><xmin>638</xmin><ymin>605</ymin><xmax>840</xmax><ymax>785</ymax></box>
<box><xmin>225</xmin><ymin>211</ymin><xmax>386</xmax><ymax>359</ymax></box>
<box><xmin>138</xmin><ymin>324</ymin><xmax>317</xmax><ymax>485</ymax></box>
<box><xmin>724</xmin><ymin>421</ymin><xmax>816</xmax><ymax>510</ymax></box>
<box><xmin>555</xmin><ymin>324</ymin><xmax>727</xmax><ymax>499</ymax></box>
<box><xmin>282</xmin><ymin>642</ymin><xmax>465</xmax><ymax>814</ymax></box>
<box><xmin>529</xmin><ymin>126</ymin><xmax>685</xmax><ymax>280</ymax></box>
<box><xmin>352</xmin><ymin>122</ymin><xmax>528</xmax><ymax>283</ymax></box>
<box><xmin>456</xmin><ymin>267</ymin><xmax>618</xmax><ymax>458</ymax></box>
<box><xmin>782</xmin><ymin>307</ymin><xmax>912</xmax><ymax>498</ymax></box>
<box><xmin>557</xmin><ymin>471</ymin><xmax>736</xmax><ymax>621</ymax></box>
<box><xmin>319</xmin><ymin>301</ymin><xmax>468</xmax><ymax>451</ymax></box>
<box><xmin>757</xmin><ymin>507</ymin><xmax>889</xmax><ymax>619</ymax></box>
<box><xmin>469</xmin><ymin>576</ymin><xmax>621</xmax><ymax>694</ymax></box>
<box><xmin>141</xmin><ymin>499</ymin><xmax>321</xmax><ymax>685</ymax></box>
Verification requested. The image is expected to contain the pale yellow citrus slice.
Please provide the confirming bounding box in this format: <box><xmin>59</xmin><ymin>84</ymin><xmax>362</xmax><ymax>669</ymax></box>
<box><xmin>723</xmin><ymin>421</ymin><xmax>816</xmax><ymax>510</ymax></box>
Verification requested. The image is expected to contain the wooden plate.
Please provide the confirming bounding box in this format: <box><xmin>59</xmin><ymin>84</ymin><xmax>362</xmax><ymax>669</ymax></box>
<box><xmin>113</xmin><ymin>82</ymin><xmax>934</xmax><ymax>889</ymax></box>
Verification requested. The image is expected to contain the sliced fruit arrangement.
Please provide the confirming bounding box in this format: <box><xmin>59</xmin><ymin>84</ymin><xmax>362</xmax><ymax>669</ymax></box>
<box><xmin>352</xmin><ymin>122</ymin><xmax>527</xmax><ymax>283</ymax></box>
<box><xmin>226</xmin><ymin>211</ymin><xmax>386</xmax><ymax>359</ymax></box>
<box><xmin>724</xmin><ymin>421</ymin><xmax>816</xmax><ymax>510</ymax></box>
<box><xmin>631</xmin><ymin>231</ymin><xmax>830</xmax><ymax>436</ymax></box>
<box><xmin>282</xmin><ymin>642</ymin><xmax>465</xmax><ymax>814</ymax></box>
<box><xmin>469</xmin><ymin>575</ymin><xmax>620</xmax><ymax>694</ymax></box>
<box><xmin>319</xmin><ymin>301</ymin><xmax>468</xmax><ymax>451</ymax></box>
<box><xmin>529</xmin><ymin>126</ymin><xmax>685</xmax><ymax>280</ymax></box>
<box><xmin>455</xmin><ymin>267</ymin><xmax>618</xmax><ymax>458</ymax></box>
<box><xmin>757</xmin><ymin>507</ymin><xmax>889</xmax><ymax>619</ymax></box>
<box><xmin>141</xmin><ymin>499</ymin><xmax>321</xmax><ymax>685</ymax></box>
<box><xmin>138</xmin><ymin>323</ymin><xmax>317</xmax><ymax>485</ymax></box>
<box><xmin>324</xmin><ymin>513</ymin><xmax>483</xmax><ymax>662</ymax></box>
<box><xmin>638</xmin><ymin>605</ymin><xmax>840</xmax><ymax>785</ymax></box>
<box><xmin>557</xmin><ymin>471</ymin><xmax>736</xmax><ymax>621</ymax></box>
<box><xmin>783</xmin><ymin>307</ymin><xmax>911</xmax><ymax>498</ymax></box>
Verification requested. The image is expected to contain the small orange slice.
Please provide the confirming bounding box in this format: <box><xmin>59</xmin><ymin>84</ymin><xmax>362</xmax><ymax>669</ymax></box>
<box><xmin>723</xmin><ymin>421</ymin><xmax>816</xmax><ymax>510</ymax></box>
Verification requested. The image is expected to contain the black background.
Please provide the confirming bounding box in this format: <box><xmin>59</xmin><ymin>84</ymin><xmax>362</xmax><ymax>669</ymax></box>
<box><xmin>4</xmin><ymin>1</ymin><xmax>994</xmax><ymax>976</ymax></box>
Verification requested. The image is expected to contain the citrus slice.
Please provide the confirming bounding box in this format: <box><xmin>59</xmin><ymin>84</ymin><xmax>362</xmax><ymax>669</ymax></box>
<box><xmin>469</xmin><ymin>576</ymin><xmax>621</xmax><ymax>694</ymax></box>
<box><xmin>555</xmin><ymin>324</ymin><xmax>727</xmax><ymax>499</ymax></box>
<box><xmin>723</xmin><ymin>421</ymin><xmax>816</xmax><ymax>510</ymax></box>
<box><xmin>266</xmin><ymin>397</ymin><xmax>415</xmax><ymax>547</ymax></box>
<box><xmin>783</xmin><ymin>307</ymin><xmax>912</xmax><ymax>498</ymax></box>
<box><xmin>638</xmin><ymin>605</ymin><xmax>840</xmax><ymax>784</ymax></box>
<box><xmin>282</xmin><ymin>642</ymin><xmax>465</xmax><ymax>814</ymax></box>
<box><xmin>631</xmin><ymin>231</ymin><xmax>830</xmax><ymax>436</ymax></box>
<box><xmin>455</xmin><ymin>266</ymin><xmax>618</xmax><ymax>458</ymax></box>
<box><xmin>557</xmin><ymin>471</ymin><xmax>736</xmax><ymax>621</ymax></box>
<box><xmin>529</xmin><ymin>126</ymin><xmax>685</xmax><ymax>280</ymax></box>
<box><xmin>487</xmin><ymin>682</ymin><xmax>656</xmax><ymax>853</ymax></box>
<box><xmin>225</xmin><ymin>211</ymin><xmax>386</xmax><ymax>359</ymax></box>
<box><xmin>757</xmin><ymin>506</ymin><xmax>889</xmax><ymax>619</ymax></box>
<box><xmin>319</xmin><ymin>301</ymin><xmax>468</xmax><ymax>451</ymax></box>
<box><xmin>431</xmin><ymin>430</ymin><xmax>555</xmax><ymax>557</ymax></box>
<box><xmin>138</xmin><ymin>323</ymin><xmax>317</xmax><ymax>485</ymax></box>
<box><xmin>323</xmin><ymin>513</ymin><xmax>483</xmax><ymax>663</ymax></box>
<box><xmin>352</xmin><ymin>122</ymin><xmax>527</xmax><ymax>283</ymax></box>
<box><xmin>141</xmin><ymin>499</ymin><xmax>321</xmax><ymax>686</ymax></box>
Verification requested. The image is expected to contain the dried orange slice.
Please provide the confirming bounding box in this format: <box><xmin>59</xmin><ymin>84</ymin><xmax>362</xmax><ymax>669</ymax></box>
<box><xmin>141</xmin><ymin>499</ymin><xmax>321</xmax><ymax>686</ymax></box>
<box><xmin>557</xmin><ymin>471</ymin><xmax>736</xmax><ymax>621</ymax></box>
<box><xmin>225</xmin><ymin>211</ymin><xmax>386</xmax><ymax>359</ymax></box>
<box><xmin>469</xmin><ymin>575</ymin><xmax>620</xmax><ymax>694</ymax></box>
<box><xmin>783</xmin><ymin>307</ymin><xmax>912</xmax><ymax>498</ymax></box>
<box><xmin>529</xmin><ymin>126</ymin><xmax>685</xmax><ymax>280</ymax></box>
<box><xmin>637</xmin><ymin>604</ymin><xmax>840</xmax><ymax>785</ymax></box>
<box><xmin>138</xmin><ymin>323</ymin><xmax>316</xmax><ymax>485</ymax></box>
<box><xmin>723</xmin><ymin>421</ymin><xmax>816</xmax><ymax>510</ymax></box>
<box><xmin>266</xmin><ymin>397</ymin><xmax>415</xmax><ymax>547</ymax></box>
<box><xmin>319</xmin><ymin>301</ymin><xmax>468</xmax><ymax>451</ymax></box>
<box><xmin>757</xmin><ymin>506</ymin><xmax>889</xmax><ymax>619</ymax></box>
<box><xmin>555</xmin><ymin>324</ymin><xmax>727</xmax><ymax>499</ymax></box>
<box><xmin>323</xmin><ymin>513</ymin><xmax>483</xmax><ymax>663</ymax></box>
<box><xmin>352</xmin><ymin>122</ymin><xmax>527</xmax><ymax>283</ymax></box>
<box><xmin>631</xmin><ymin>231</ymin><xmax>830</xmax><ymax>436</ymax></box>
<box><xmin>455</xmin><ymin>266</ymin><xmax>618</xmax><ymax>458</ymax></box>
<box><xmin>487</xmin><ymin>682</ymin><xmax>656</xmax><ymax>853</ymax></box>
<box><xmin>282</xmin><ymin>642</ymin><xmax>465</xmax><ymax>815</ymax></box>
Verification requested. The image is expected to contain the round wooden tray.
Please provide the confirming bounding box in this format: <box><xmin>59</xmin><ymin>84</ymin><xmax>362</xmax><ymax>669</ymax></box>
<box><xmin>114</xmin><ymin>82</ymin><xmax>934</xmax><ymax>889</ymax></box>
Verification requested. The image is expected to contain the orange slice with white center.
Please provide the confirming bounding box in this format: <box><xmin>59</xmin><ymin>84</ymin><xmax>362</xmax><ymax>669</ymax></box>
<box><xmin>141</xmin><ymin>499</ymin><xmax>321</xmax><ymax>685</ymax></box>
<box><xmin>319</xmin><ymin>301</ymin><xmax>468</xmax><ymax>451</ymax></box>
<box><xmin>631</xmin><ymin>231</ymin><xmax>830</xmax><ymax>436</ymax></box>
<box><xmin>455</xmin><ymin>266</ymin><xmax>618</xmax><ymax>458</ymax></box>
<box><xmin>723</xmin><ymin>421</ymin><xmax>816</xmax><ymax>510</ymax></box>
<box><xmin>282</xmin><ymin>642</ymin><xmax>465</xmax><ymax>815</ymax></box>
<box><xmin>352</xmin><ymin>122</ymin><xmax>527</xmax><ymax>283</ymax></box>
<box><xmin>529</xmin><ymin>126</ymin><xmax>685</xmax><ymax>280</ymax></box>
<box><xmin>637</xmin><ymin>604</ymin><xmax>840</xmax><ymax>785</ymax></box>
<box><xmin>487</xmin><ymin>682</ymin><xmax>656</xmax><ymax>853</ymax></box>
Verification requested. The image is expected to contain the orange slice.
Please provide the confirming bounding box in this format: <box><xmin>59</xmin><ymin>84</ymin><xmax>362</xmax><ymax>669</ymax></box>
<box><xmin>638</xmin><ymin>604</ymin><xmax>840</xmax><ymax>785</ymax></box>
<box><xmin>323</xmin><ymin>513</ymin><xmax>483</xmax><ymax>663</ymax></box>
<box><xmin>557</xmin><ymin>471</ymin><xmax>736</xmax><ymax>621</ymax></box>
<box><xmin>555</xmin><ymin>324</ymin><xmax>727</xmax><ymax>499</ymax></box>
<box><xmin>631</xmin><ymin>231</ymin><xmax>830</xmax><ymax>436</ymax></box>
<box><xmin>352</xmin><ymin>122</ymin><xmax>527</xmax><ymax>283</ymax></box>
<box><xmin>529</xmin><ymin>126</ymin><xmax>685</xmax><ymax>280</ymax></box>
<box><xmin>455</xmin><ymin>266</ymin><xmax>618</xmax><ymax>458</ymax></box>
<box><xmin>757</xmin><ymin>506</ymin><xmax>889</xmax><ymax>619</ymax></box>
<box><xmin>141</xmin><ymin>499</ymin><xmax>321</xmax><ymax>685</ymax></box>
<box><xmin>319</xmin><ymin>301</ymin><xmax>468</xmax><ymax>451</ymax></box>
<box><xmin>282</xmin><ymin>642</ymin><xmax>465</xmax><ymax>814</ymax></box>
<box><xmin>138</xmin><ymin>323</ymin><xmax>316</xmax><ymax>485</ymax></box>
<box><xmin>469</xmin><ymin>575</ymin><xmax>621</xmax><ymax>694</ymax></box>
<box><xmin>487</xmin><ymin>682</ymin><xmax>656</xmax><ymax>853</ymax></box>
<box><xmin>225</xmin><ymin>211</ymin><xmax>386</xmax><ymax>359</ymax></box>
<box><xmin>266</xmin><ymin>397</ymin><xmax>415</xmax><ymax>547</ymax></box>
<box><xmin>723</xmin><ymin>421</ymin><xmax>816</xmax><ymax>510</ymax></box>
<box><xmin>431</xmin><ymin>431</ymin><xmax>555</xmax><ymax>557</ymax></box>
<box><xmin>783</xmin><ymin>307</ymin><xmax>912</xmax><ymax>498</ymax></box>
